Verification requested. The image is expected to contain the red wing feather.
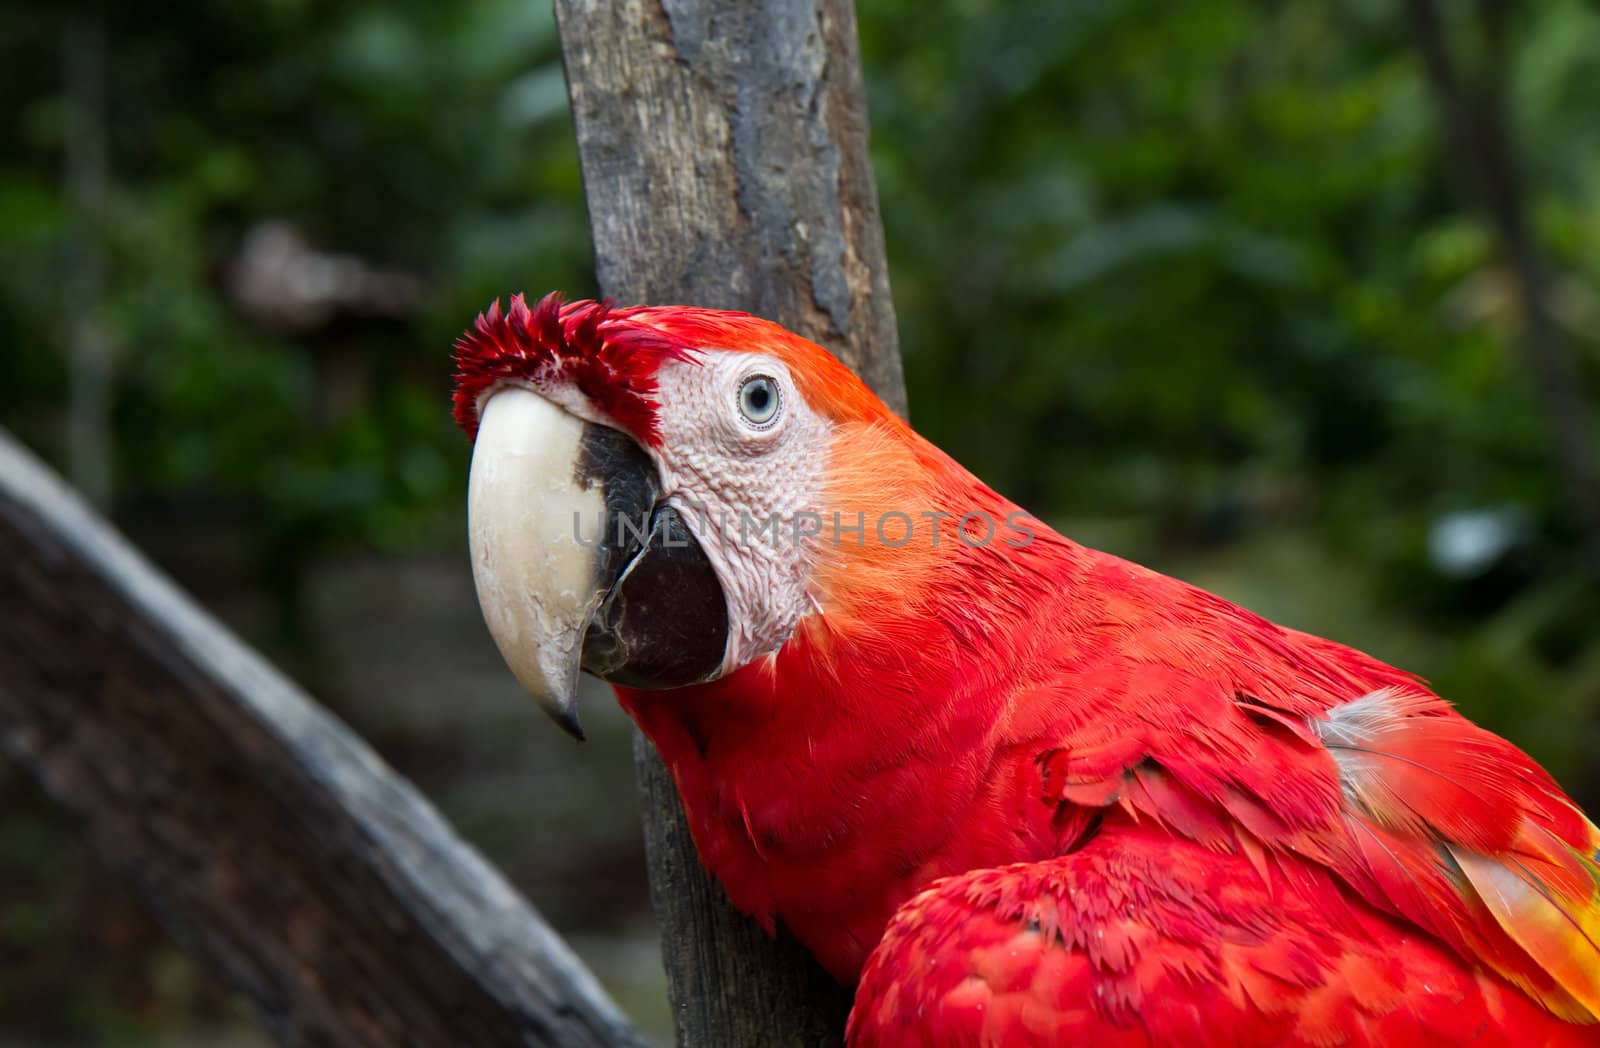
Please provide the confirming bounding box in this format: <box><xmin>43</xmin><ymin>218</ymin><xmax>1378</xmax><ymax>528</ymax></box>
<box><xmin>850</xmin><ymin>825</ymin><xmax>1598</xmax><ymax>1048</ymax></box>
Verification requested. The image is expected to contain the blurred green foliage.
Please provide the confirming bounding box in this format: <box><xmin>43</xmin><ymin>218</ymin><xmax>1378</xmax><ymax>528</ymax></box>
<box><xmin>2</xmin><ymin>0</ymin><xmax>1599</xmax><ymax>1041</ymax></box>
<box><xmin>5</xmin><ymin>0</ymin><xmax>589</xmax><ymax>556</ymax></box>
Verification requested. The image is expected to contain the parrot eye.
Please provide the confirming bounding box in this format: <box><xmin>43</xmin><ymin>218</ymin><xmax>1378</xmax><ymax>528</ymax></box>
<box><xmin>737</xmin><ymin>374</ymin><xmax>782</xmax><ymax>428</ymax></box>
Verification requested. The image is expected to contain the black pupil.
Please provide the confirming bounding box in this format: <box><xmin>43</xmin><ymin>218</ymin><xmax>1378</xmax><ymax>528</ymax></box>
<box><xmin>746</xmin><ymin>382</ymin><xmax>771</xmax><ymax>414</ymax></box>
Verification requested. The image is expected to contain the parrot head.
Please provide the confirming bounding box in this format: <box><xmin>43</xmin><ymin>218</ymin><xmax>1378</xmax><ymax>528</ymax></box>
<box><xmin>453</xmin><ymin>292</ymin><xmax>986</xmax><ymax>740</ymax></box>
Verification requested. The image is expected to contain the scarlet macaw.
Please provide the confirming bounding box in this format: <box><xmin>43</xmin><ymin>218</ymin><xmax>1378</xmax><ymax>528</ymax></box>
<box><xmin>455</xmin><ymin>293</ymin><xmax>1600</xmax><ymax>1046</ymax></box>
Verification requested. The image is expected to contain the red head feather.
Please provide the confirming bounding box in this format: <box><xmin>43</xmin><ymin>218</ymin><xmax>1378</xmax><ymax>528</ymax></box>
<box><xmin>452</xmin><ymin>292</ymin><xmax>893</xmax><ymax>444</ymax></box>
<box><xmin>451</xmin><ymin>292</ymin><xmax>696</xmax><ymax>445</ymax></box>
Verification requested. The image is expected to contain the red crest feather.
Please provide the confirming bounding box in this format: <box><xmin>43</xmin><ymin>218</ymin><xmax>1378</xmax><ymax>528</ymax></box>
<box><xmin>453</xmin><ymin>291</ymin><xmax>895</xmax><ymax>443</ymax></box>
<box><xmin>451</xmin><ymin>292</ymin><xmax>696</xmax><ymax>445</ymax></box>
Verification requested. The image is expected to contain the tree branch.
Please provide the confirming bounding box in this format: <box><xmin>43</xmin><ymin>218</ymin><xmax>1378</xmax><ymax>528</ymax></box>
<box><xmin>553</xmin><ymin>0</ymin><xmax>906</xmax><ymax>1042</ymax></box>
<box><xmin>0</xmin><ymin>429</ymin><xmax>647</xmax><ymax>1048</ymax></box>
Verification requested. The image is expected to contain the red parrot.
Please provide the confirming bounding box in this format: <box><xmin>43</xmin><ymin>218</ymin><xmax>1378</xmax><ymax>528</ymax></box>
<box><xmin>454</xmin><ymin>293</ymin><xmax>1600</xmax><ymax>1046</ymax></box>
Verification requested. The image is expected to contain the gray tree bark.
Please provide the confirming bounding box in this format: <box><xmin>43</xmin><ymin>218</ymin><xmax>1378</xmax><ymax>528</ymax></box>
<box><xmin>0</xmin><ymin>430</ymin><xmax>647</xmax><ymax>1048</ymax></box>
<box><xmin>553</xmin><ymin>0</ymin><xmax>906</xmax><ymax>1043</ymax></box>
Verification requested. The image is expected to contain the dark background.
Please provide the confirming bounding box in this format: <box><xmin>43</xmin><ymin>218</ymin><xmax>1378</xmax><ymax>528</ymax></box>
<box><xmin>2</xmin><ymin>1</ymin><xmax>1597</xmax><ymax>1043</ymax></box>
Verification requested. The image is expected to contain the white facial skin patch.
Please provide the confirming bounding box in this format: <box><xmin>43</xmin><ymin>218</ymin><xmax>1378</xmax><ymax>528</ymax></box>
<box><xmin>648</xmin><ymin>352</ymin><xmax>831</xmax><ymax>673</ymax></box>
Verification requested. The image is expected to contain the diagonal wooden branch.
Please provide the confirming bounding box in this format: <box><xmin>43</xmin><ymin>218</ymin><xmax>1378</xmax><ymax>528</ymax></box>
<box><xmin>0</xmin><ymin>429</ymin><xmax>647</xmax><ymax>1048</ymax></box>
<box><xmin>553</xmin><ymin>0</ymin><xmax>905</xmax><ymax>1043</ymax></box>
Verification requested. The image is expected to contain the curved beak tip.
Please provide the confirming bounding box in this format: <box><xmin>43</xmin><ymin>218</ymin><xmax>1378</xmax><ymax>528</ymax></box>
<box><xmin>551</xmin><ymin>704</ymin><xmax>586</xmax><ymax>742</ymax></box>
<box><xmin>540</xmin><ymin>677</ymin><xmax>586</xmax><ymax>740</ymax></box>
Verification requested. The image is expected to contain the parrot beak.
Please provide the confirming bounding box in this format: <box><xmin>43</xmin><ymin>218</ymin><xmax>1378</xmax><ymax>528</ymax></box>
<box><xmin>467</xmin><ymin>388</ymin><xmax>729</xmax><ymax>740</ymax></box>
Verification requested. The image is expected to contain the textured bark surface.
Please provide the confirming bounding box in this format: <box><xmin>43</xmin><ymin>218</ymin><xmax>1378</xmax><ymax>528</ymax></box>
<box><xmin>554</xmin><ymin>1</ymin><xmax>905</xmax><ymax>1043</ymax></box>
<box><xmin>555</xmin><ymin>0</ymin><xmax>906</xmax><ymax>419</ymax></box>
<box><xmin>0</xmin><ymin>430</ymin><xmax>646</xmax><ymax>1048</ymax></box>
